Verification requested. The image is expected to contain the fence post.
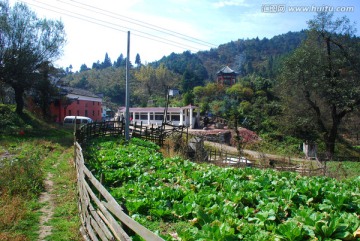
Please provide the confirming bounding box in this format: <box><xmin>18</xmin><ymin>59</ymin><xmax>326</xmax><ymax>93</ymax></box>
<box><xmin>140</xmin><ymin>121</ymin><xmax>143</xmax><ymax>136</ymax></box>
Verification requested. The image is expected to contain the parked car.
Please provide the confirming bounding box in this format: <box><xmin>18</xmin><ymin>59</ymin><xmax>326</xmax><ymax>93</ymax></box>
<box><xmin>63</xmin><ymin>116</ymin><xmax>93</xmax><ymax>127</ymax></box>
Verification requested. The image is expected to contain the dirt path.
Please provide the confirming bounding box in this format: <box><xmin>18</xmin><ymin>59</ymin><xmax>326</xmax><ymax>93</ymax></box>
<box><xmin>204</xmin><ymin>141</ymin><xmax>317</xmax><ymax>164</ymax></box>
<box><xmin>38</xmin><ymin>172</ymin><xmax>55</xmax><ymax>241</ymax></box>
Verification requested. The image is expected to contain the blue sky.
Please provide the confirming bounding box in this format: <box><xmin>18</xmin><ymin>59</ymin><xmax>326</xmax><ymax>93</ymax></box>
<box><xmin>11</xmin><ymin>0</ymin><xmax>360</xmax><ymax>71</ymax></box>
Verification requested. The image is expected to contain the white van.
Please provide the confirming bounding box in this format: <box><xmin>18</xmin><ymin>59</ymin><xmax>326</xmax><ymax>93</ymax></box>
<box><xmin>63</xmin><ymin>116</ymin><xmax>93</xmax><ymax>126</ymax></box>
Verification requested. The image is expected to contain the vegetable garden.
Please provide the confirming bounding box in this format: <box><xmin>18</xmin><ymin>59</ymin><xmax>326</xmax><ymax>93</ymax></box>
<box><xmin>84</xmin><ymin>136</ymin><xmax>360</xmax><ymax>241</ymax></box>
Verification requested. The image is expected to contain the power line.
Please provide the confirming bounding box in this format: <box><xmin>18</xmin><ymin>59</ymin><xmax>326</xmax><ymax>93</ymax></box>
<box><xmin>60</xmin><ymin>0</ymin><xmax>217</xmax><ymax>48</ymax></box>
<box><xmin>21</xmin><ymin>1</ymin><xmax>195</xmax><ymax>51</ymax></box>
<box><xmin>25</xmin><ymin>0</ymin><xmax>208</xmax><ymax>51</ymax></box>
<box><xmin>19</xmin><ymin>0</ymin><xmax>215</xmax><ymax>52</ymax></box>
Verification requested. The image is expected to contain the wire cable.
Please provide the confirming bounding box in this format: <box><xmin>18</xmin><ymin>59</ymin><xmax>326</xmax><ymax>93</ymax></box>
<box><xmin>61</xmin><ymin>0</ymin><xmax>217</xmax><ymax>48</ymax></box>
<box><xmin>18</xmin><ymin>0</ymin><xmax>215</xmax><ymax>52</ymax></box>
<box><xmin>22</xmin><ymin>1</ymin><xmax>194</xmax><ymax>51</ymax></box>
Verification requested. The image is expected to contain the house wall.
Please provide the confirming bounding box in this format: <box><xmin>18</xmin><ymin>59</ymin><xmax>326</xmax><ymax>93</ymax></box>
<box><xmin>217</xmin><ymin>74</ymin><xmax>236</xmax><ymax>86</ymax></box>
<box><xmin>66</xmin><ymin>99</ymin><xmax>102</xmax><ymax>121</ymax></box>
<box><xmin>50</xmin><ymin>95</ymin><xmax>102</xmax><ymax>122</ymax></box>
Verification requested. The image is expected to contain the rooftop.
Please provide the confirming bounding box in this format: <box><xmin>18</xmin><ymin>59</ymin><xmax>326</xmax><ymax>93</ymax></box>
<box><xmin>61</xmin><ymin>86</ymin><xmax>101</xmax><ymax>98</ymax></box>
<box><xmin>216</xmin><ymin>66</ymin><xmax>237</xmax><ymax>75</ymax></box>
<box><xmin>118</xmin><ymin>105</ymin><xmax>198</xmax><ymax>113</ymax></box>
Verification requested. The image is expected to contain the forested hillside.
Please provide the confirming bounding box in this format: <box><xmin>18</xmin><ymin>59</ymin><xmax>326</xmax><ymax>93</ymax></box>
<box><xmin>198</xmin><ymin>31</ymin><xmax>307</xmax><ymax>79</ymax></box>
<box><xmin>61</xmin><ymin>12</ymin><xmax>360</xmax><ymax>159</ymax></box>
<box><xmin>152</xmin><ymin>31</ymin><xmax>306</xmax><ymax>83</ymax></box>
<box><xmin>62</xmin><ymin>30</ymin><xmax>306</xmax><ymax>107</ymax></box>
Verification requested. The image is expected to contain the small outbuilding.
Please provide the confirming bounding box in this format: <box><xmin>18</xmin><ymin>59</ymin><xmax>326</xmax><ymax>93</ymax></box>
<box><xmin>117</xmin><ymin>104</ymin><xmax>200</xmax><ymax>129</ymax></box>
<box><xmin>216</xmin><ymin>66</ymin><xmax>237</xmax><ymax>86</ymax></box>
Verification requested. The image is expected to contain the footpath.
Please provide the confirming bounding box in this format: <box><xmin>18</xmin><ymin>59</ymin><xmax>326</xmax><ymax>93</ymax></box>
<box><xmin>204</xmin><ymin>141</ymin><xmax>319</xmax><ymax>165</ymax></box>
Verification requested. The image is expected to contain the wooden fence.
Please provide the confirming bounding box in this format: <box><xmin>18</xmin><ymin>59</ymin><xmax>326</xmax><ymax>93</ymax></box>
<box><xmin>73</xmin><ymin>120</ymin><xmax>187</xmax><ymax>240</ymax></box>
<box><xmin>75</xmin><ymin>120</ymin><xmax>185</xmax><ymax>147</ymax></box>
<box><xmin>207</xmin><ymin>149</ymin><xmax>325</xmax><ymax>176</ymax></box>
<box><xmin>75</xmin><ymin>121</ymin><xmax>125</xmax><ymax>144</ymax></box>
<box><xmin>74</xmin><ymin>142</ymin><xmax>165</xmax><ymax>241</ymax></box>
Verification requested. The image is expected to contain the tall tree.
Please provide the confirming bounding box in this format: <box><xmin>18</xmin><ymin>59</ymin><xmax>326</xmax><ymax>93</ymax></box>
<box><xmin>31</xmin><ymin>61</ymin><xmax>58</xmax><ymax>119</ymax></box>
<box><xmin>114</xmin><ymin>53</ymin><xmax>125</xmax><ymax>68</ymax></box>
<box><xmin>80</xmin><ymin>63</ymin><xmax>90</xmax><ymax>72</ymax></box>
<box><xmin>0</xmin><ymin>1</ymin><xmax>66</xmax><ymax>114</ymax></box>
<box><xmin>101</xmin><ymin>52</ymin><xmax>112</xmax><ymax>69</ymax></box>
<box><xmin>280</xmin><ymin>12</ymin><xmax>360</xmax><ymax>158</ymax></box>
<box><xmin>135</xmin><ymin>53</ymin><xmax>141</xmax><ymax>67</ymax></box>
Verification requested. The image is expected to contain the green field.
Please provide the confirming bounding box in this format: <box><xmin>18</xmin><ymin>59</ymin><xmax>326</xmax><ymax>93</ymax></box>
<box><xmin>86</xmin><ymin>136</ymin><xmax>360</xmax><ymax>241</ymax></box>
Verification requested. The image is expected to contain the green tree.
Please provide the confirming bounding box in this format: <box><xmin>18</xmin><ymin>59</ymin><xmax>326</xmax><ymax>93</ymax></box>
<box><xmin>31</xmin><ymin>62</ymin><xmax>58</xmax><ymax>119</ymax></box>
<box><xmin>114</xmin><ymin>53</ymin><xmax>125</xmax><ymax>67</ymax></box>
<box><xmin>280</xmin><ymin>12</ymin><xmax>360</xmax><ymax>158</ymax></box>
<box><xmin>80</xmin><ymin>63</ymin><xmax>90</xmax><ymax>72</ymax></box>
<box><xmin>134</xmin><ymin>65</ymin><xmax>156</xmax><ymax>105</ymax></box>
<box><xmin>181</xmin><ymin>70</ymin><xmax>204</xmax><ymax>93</ymax></box>
<box><xmin>92</xmin><ymin>60</ymin><xmax>101</xmax><ymax>69</ymax></box>
<box><xmin>0</xmin><ymin>1</ymin><xmax>66</xmax><ymax>114</ymax></box>
<box><xmin>135</xmin><ymin>53</ymin><xmax>141</xmax><ymax>67</ymax></box>
<box><xmin>101</xmin><ymin>52</ymin><xmax>112</xmax><ymax>69</ymax></box>
<box><xmin>133</xmin><ymin>64</ymin><xmax>180</xmax><ymax>106</ymax></box>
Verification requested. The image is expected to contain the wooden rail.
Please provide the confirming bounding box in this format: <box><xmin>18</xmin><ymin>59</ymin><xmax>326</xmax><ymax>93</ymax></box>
<box><xmin>207</xmin><ymin>149</ymin><xmax>325</xmax><ymax>176</ymax></box>
<box><xmin>75</xmin><ymin>120</ymin><xmax>184</xmax><ymax>147</ymax></box>
<box><xmin>74</xmin><ymin>142</ymin><xmax>164</xmax><ymax>241</ymax></box>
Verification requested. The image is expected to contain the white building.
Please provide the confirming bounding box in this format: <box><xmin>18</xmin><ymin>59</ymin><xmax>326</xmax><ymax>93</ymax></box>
<box><xmin>117</xmin><ymin>105</ymin><xmax>200</xmax><ymax>128</ymax></box>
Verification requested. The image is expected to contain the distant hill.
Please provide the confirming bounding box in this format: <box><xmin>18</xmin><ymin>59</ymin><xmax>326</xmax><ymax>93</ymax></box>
<box><xmin>154</xmin><ymin>30</ymin><xmax>307</xmax><ymax>81</ymax></box>
<box><xmin>61</xmin><ymin>31</ymin><xmax>307</xmax><ymax>106</ymax></box>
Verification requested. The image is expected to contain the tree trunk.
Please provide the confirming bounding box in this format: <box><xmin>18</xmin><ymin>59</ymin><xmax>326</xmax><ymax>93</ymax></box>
<box><xmin>324</xmin><ymin>107</ymin><xmax>345</xmax><ymax>160</ymax></box>
<box><xmin>324</xmin><ymin>135</ymin><xmax>336</xmax><ymax>160</ymax></box>
<box><xmin>14</xmin><ymin>86</ymin><xmax>25</xmax><ymax>114</ymax></box>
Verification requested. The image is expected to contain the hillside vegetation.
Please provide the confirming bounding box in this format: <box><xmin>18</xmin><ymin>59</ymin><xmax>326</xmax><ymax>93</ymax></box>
<box><xmin>61</xmin><ymin>13</ymin><xmax>360</xmax><ymax>160</ymax></box>
<box><xmin>62</xmin><ymin>31</ymin><xmax>306</xmax><ymax>108</ymax></box>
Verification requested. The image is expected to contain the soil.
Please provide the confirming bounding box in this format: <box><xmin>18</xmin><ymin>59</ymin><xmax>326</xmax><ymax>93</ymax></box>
<box><xmin>38</xmin><ymin>172</ymin><xmax>55</xmax><ymax>240</ymax></box>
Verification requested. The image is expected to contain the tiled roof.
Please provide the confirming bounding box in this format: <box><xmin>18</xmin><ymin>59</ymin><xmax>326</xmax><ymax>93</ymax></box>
<box><xmin>118</xmin><ymin>105</ymin><xmax>198</xmax><ymax>113</ymax></box>
<box><xmin>61</xmin><ymin>86</ymin><xmax>101</xmax><ymax>98</ymax></box>
<box><xmin>216</xmin><ymin>66</ymin><xmax>237</xmax><ymax>75</ymax></box>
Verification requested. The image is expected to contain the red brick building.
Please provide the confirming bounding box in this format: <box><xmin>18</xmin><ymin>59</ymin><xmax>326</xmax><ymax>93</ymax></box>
<box><xmin>50</xmin><ymin>87</ymin><xmax>103</xmax><ymax>122</ymax></box>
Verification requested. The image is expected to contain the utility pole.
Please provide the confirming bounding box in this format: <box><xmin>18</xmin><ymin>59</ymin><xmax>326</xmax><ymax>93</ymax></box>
<box><xmin>125</xmin><ymin>31</ymin><xmax>130</xmax><ymax>140</ymax></box>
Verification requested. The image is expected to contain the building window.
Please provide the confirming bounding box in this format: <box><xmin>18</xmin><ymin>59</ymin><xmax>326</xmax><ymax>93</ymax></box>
<box><xmin>140</xmin><ymin>114</ymin><xmax>147</xmax><ymax>120</ymax></box>
<box><xmin>92</xmin><ymin>110</ymin><xmax>95</xmax><ymax>116</ymax></box>
<box><xmin>98</xmin><ymin>110</ymin><xmax>100</xmax><ymax>116</ymax></box>
<box><xmin>77</xmin><ymin>100</ymin><xmax>79</xmax><ymax>104</ymax></box>
<box><xmin>85</xmin><ymin>110</ymin><xmax>88</xmax><ymax>117</ymax></box>
<box><xmin>68</xmin><ymin>110</ymin><xmax>71</xmax><ymax>116</ymax></box>
<box><xmin>77</xmin><ymin>110</ymin><xmax>80</xmax><ymax>116</ymax></box>
<box><xmin>155</xmin><ymin>113</ymin><xmax>163</xmax><ymax>120</ymax></box>
<box><xmin>93</xmin><ymin>101</ymin><xmax>95</xmax><ymax>105</ymax></box>
<box><xmin>172</xmin><ymin>114</ymin><xmax>180</xmax><ymax>121</ymax></box>
<box><xmin>98</xmin><ymin>102</ymin><xmax>100</xmax><ymax>106</ymax></box>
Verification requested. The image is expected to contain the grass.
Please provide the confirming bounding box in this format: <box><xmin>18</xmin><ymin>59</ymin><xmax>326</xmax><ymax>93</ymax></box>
<box><xmin>0</xmin><ymin>105</ymin><xmax>82</xmax><ymax>240</ymax></box>
<box><xmin>326</xmin><ymin>161</ymin><xmax>360</xmax><ymax>180</ymax></box>
<box><xmin>43</xmin><ymin>147</ymin><xmax>81</xmax><ymax>241</ymax></box>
